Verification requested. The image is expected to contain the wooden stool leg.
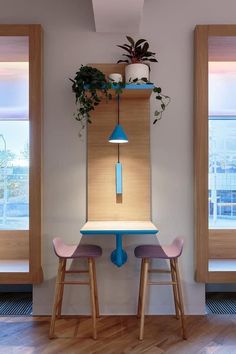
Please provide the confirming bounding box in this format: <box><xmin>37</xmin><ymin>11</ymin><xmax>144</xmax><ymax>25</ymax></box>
<box><xmin>88</xmin><ymin>258</ymin><xmax>97</xmax><ymax>340</ymax></box>
<box><xmin>174</xmin><ymin>258</ymin><xmax>187</xmax><ymax>340</ymax></box>
<box><xmin>49</xmin><ymin>258</ymin><xmax>64</xmax><ymax>339</ymax></box>
<box><xmin>57</xmin><ymin>259</ymin><xmax>66</xmax><ymax>318</ymax></box>
<box><xmin>92</xmin><ymin>259</ymin><xmax>100</xmax><ymax>318</ymax></box>
<box><xmin>137</xmin><ymin>258</ymin><xmax>144</xmax><ymax>318</ymax></box>
<box><xmin>139</xmin><ymin>258</ymin><xmax>149</xmax><ymax>341</ymax></box>
<box><xmin>170</xmin><ymin>259</ymin><xmax>180</xmax><ymax>319</ymax></box>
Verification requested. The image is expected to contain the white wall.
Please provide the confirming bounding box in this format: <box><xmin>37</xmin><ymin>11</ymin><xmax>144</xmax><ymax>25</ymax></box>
<box><xmin>1</xmin><ymin>0</ymin><xmax>236</xmax><ymax>315</ymax></box>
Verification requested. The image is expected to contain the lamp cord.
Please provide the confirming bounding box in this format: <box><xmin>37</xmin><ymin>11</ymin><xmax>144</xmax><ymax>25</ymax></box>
<box><xmin>118</xmin><ymin>94</ymin><xmax>120</xmax><ymax>124</ymax></box>
<box><xmin>117</xmin><ymin>94</ymin><xmax>120</xmax><ymax>163</ymax></box>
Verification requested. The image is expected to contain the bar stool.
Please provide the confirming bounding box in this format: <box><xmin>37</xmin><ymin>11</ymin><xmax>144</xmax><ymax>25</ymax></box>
<box><xmin>134</xmin><ymin>237</ymin><xmax>186</xmax><ymax>340</ymax></box>
<box><xmin>49</xmin><ymin>237</ymin><xmax>102</xmax><ymax>340</ymax></box>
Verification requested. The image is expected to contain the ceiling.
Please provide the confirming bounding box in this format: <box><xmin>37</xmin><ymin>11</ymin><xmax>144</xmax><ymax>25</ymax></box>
<box><xmin>92</xmin><ymin>0</ymin><xmax>144</xmax><ymax>33</ymax></box>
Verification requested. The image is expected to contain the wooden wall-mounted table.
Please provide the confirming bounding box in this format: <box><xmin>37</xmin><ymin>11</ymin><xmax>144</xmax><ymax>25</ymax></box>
<box><xmin>80</xmin><ymin>221</ymin><xmax>158</xmax><ymax>267</ymax></box>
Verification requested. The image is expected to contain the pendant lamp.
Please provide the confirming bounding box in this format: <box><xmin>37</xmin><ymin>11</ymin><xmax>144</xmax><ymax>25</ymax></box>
<box><xmin>108</xmin><ymin>94</ymin><xmax>128</xmax><ymax>195</ymax></box>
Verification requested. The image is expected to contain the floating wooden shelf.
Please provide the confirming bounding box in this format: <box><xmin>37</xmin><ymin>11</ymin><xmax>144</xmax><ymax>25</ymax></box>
<box><xmin>110</xmin><ymin>84</ymin><xmax>154</xmax><ymax>99</ymax></box>
<box><xmin>84</xmin><ymin>83</ymin><xmax>154</xmax><ymax>98</ymax></box>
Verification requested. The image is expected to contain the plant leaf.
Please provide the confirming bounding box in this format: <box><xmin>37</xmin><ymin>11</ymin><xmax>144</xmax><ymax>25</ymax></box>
<box><xmin>122</xmin><ymin>54</ymin><xmax>133</xmax><ymax>58</ymax></box>
<box><xmin>117</xmin><ymin>45</ymin><xmax>132</xmax><ymax>53</ymax></box>
<box><xmin>117</xmin><ymin>59</ymin><xmax>129</xmax><ymax>63</ymax></box>
<box><xmin>142</xmin><ymin>42</ymin><xmax>149</xmax><ymax>53</ymax></box>
<box><xmin>161</xmin><ymin>103</ymin><xmax>166</xmax><ymax>110</ymax></box>
<box><xmin>126</xmin><ymin>36</ymin><xmax>135</xmax><ymax>46</ymax></box>
<box><xmin>123</xmin><ymin>44</ymin><xmax>132</xmax><ymax>49</ymax></box>
<box><xmin>135</xmin><ymin>39</ymin><xmax>147</xmax><ymax>48</ymax></box>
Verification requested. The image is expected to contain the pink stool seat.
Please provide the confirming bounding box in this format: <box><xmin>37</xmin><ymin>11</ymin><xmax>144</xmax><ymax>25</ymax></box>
<box><xmin>134</xmin><ymin>237</ymin><xmax>186</xmax><ymax>340</ymax></box>
<box><xmin>53</xmin><ymin>237</ymin><xmax>102</xmax><ymax>259</ymax></box>
<box><xmin>134</xmin><ymin>237</ymin><xmax>184</xmax><ymax>259</ymax></box>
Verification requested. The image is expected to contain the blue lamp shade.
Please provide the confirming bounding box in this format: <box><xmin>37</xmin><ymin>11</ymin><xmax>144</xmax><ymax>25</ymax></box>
<box><xmin>108</xmin><ymin>124</ymin><xmax>128</xmax><ymax>143</ymax></box>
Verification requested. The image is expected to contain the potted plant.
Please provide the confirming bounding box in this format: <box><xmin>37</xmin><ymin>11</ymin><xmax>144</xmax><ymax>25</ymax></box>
<box><xmin>70</xmin><ymin>65</ymin><xmax>124</xmax><ymax>134</ymax></box>
<box><xmin>70</xmin><ymin>65</ymin><xmax>170</xmax><ymax>129</ymax></box>
<box><xmin>117</xmin><ymin>36</ymin><xmax>157</xmax><ymax>83</ymax></box>
<box><xmin>117</xmin><ymin>36</ymin><xmax>170</xmax><ymax>123</ymax></box>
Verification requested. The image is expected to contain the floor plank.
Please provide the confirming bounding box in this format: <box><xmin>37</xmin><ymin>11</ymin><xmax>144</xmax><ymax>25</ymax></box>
<box><xmin>0</xmin><ymin>315</ymin><xmax>236</xmax><ymax>353</ymax></box>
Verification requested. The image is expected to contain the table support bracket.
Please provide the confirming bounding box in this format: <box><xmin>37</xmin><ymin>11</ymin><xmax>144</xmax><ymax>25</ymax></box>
<box><xmin>110</xmin><ymin>234</ymin><xmax>127</xmax><ymax>267</ymax></box>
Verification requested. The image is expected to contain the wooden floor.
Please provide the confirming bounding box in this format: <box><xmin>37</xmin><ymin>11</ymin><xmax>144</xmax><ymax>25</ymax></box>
<box><xmin>1</xmin><ymin>315</ymin><xmax>236</xmax><ymax>353</ymax></box>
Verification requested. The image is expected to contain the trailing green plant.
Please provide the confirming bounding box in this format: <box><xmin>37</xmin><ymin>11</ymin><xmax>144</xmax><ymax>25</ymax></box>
<box><xmin>129</xmin><ymin>77</ymin><xmax>171</xmax><ymax>124</ymax></box>
<box><xmin>117</xmin><ymin>36</ymin><xmax>158</xmax><ymax>64</ymax></box>
<box><xmin>70</xmin><ymin>65</ymin><xmax>125</xmax><ymax>134</ymax></box>
<box><xmin>152</xmin><ymin>85</ymin><xmax>171</xmax><ymax>124</ymax></box>
<box><xmin>116</xmin><ymin>36</ymin><xmax>170</xmax><ymax>122</ymax></box>
<box><xmin>70</xmin><ymin>65</ymin><xmax>170</xmax><ymax>132</ymax></box>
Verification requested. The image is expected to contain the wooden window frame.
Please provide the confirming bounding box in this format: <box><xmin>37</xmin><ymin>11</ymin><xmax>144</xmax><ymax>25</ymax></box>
<box><xmin>0</xmin><ymin>25</ymin><xmax>43</xmax><ymax>284</ymax></box>
<box><xmin>195</xmin><ymin>25</ymin><xmax>236</xmax><ymax>283</ymax></box>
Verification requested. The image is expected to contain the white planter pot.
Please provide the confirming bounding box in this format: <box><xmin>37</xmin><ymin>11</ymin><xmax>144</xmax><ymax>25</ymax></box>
<box><xmin>108</xmin><ymin>73</ymin><xmax>123</xmax><ymax>83</ymax></box>
<box><xmin>125</xmin><ymin>63</ymin><xmax>149</xmax><ymax>83</ymax></box>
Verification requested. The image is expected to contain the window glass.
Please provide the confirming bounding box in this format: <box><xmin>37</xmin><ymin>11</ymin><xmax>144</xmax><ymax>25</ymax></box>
<box><xmin>0</xmin><ymin>37</ymin><xmax>29</xmax><ymax>230</ymax></box>
<box><xmin>0</xmin><ymin>122</ymin><xmax>29</xmax><ymax>230</ymax></box>
<box><xmin>209</xmin><ymin>118</ymin><xmax>236</xmax><ymax>228</ymax></box>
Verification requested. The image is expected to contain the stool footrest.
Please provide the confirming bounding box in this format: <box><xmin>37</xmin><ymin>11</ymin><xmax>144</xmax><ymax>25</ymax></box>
<box><xmin>148</xmin><ymin>281</ymin><xmax>176</xmax><ymax>285</ymax></box>
<box><xmin>65</xmin><ymin>270</ymin><xmax>89</xmax><ymax>274</ymax></box>
<box><xmin>148</xmin><ymin>269</ymin><xmax>171</xmax><ymax>273</ymax></box>
<box><xmin>60</xmin><ymin>281</ymin><xmax>89</xmax><ymax>285</ymax></box>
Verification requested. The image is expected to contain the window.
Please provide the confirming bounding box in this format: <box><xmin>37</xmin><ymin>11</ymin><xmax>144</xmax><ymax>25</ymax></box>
<box><xmin>195</xmin><ymin>25</ymin><xmax>236</xmax><ymax>282</ymax></box>
<box><xmin>0</xmin><ymin>41</ymin><xmax>29</xmax><ymax>230</ymax></box>
<box><xmin>0</xmin><ymin>25</ymin><xmax>42</xmax><ymax>283</ymax></box>
<box><xmin>209</xmin><ymin>62</ymin><xmax>236</xmax><ymax>229</ymax></box>
<box><xmin>0</xmin><ymin>122</ymin><xmax>29</xmax><ymax>230</ymax></box>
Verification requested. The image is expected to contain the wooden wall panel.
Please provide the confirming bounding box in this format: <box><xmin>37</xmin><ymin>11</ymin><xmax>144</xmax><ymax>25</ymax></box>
<box><xmin>0</xmin><ymin>231</ymin><xmax>29</xmax><ymax>260</ymax></box>
<box><xmin>209</xmin><ymin>230</ymin><xmax>236</xmax><ymax>259</ymax></box>
<box><xmin>28</xmin><ymin>24</ymin><xmax>43</xmax><ymax>283</ymax></box>
<box><xmin>194</xmin><ymin>26</ymin><xmax>209</xmax><ymax>282</ymax></box>
<box><xmin>0</xmin><ymin>25</ymin><xmax>43</xmax><ymax>284</ymax></box>
<box><xmin>87</xmin><ymin>64</ymin><xmax>150</xmax><ymax>221</ymax></box>
<box><xmin>89</xmin><ymin>63</ymin><xmax>125</xmax><ymax>79</ymax></box>
<box><xmin>194</xmin><ymin>25</ymin><xmax>236</xmax><ymax>282</ymax></box>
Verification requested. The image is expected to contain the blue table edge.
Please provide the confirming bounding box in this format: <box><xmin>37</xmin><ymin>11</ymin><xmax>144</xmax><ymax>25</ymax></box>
<box><xmin>80</xmin><ymin>226</ymin><xmax>159</xmax><ymax>268</ymax></box>
<box><xmin>80</xmin><ymin>229</ymin><xmax>159</xmax><ymax>235</ymax></box>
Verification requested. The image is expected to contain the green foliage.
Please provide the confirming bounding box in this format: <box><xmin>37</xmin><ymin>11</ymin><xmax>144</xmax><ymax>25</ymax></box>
<box><xmin>70</xmin><ymin>65</ymin><xmax>125</xmax><ymax>134</ymax></box>
<box><xmin>129</xmin><ymin>77</ymin><xmax>171</xmax><ymax>124</ymax></box>
<box><xmin>116</xmin><ymin>36</ymin><xmax>170</xmax><ymax>122</ymax></box>
<box><xmin>117</xmin><ymin>36</ymin><xmax>158</xmax><ymax>64</ymax></box>
<box><xmin>70</xmin><ymin>66</ymin><xmax>170</xmax><ymax>131</ymax></box>
<box><xmin>152</xmin><ymin>84</ymin><xmax>171</xmax><ymax>124</ymax></box>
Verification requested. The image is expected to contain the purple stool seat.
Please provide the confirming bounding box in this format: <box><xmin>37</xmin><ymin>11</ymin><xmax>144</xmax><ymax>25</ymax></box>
<box><xmin>53</xmin><ymin>237</ymin><xmax>102</xmax><ymax>259</ymax></box>
<box><xmin>134</xmin><ymin>238</ymin><xmax>184</xmax><ymax>259</ymax></box>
